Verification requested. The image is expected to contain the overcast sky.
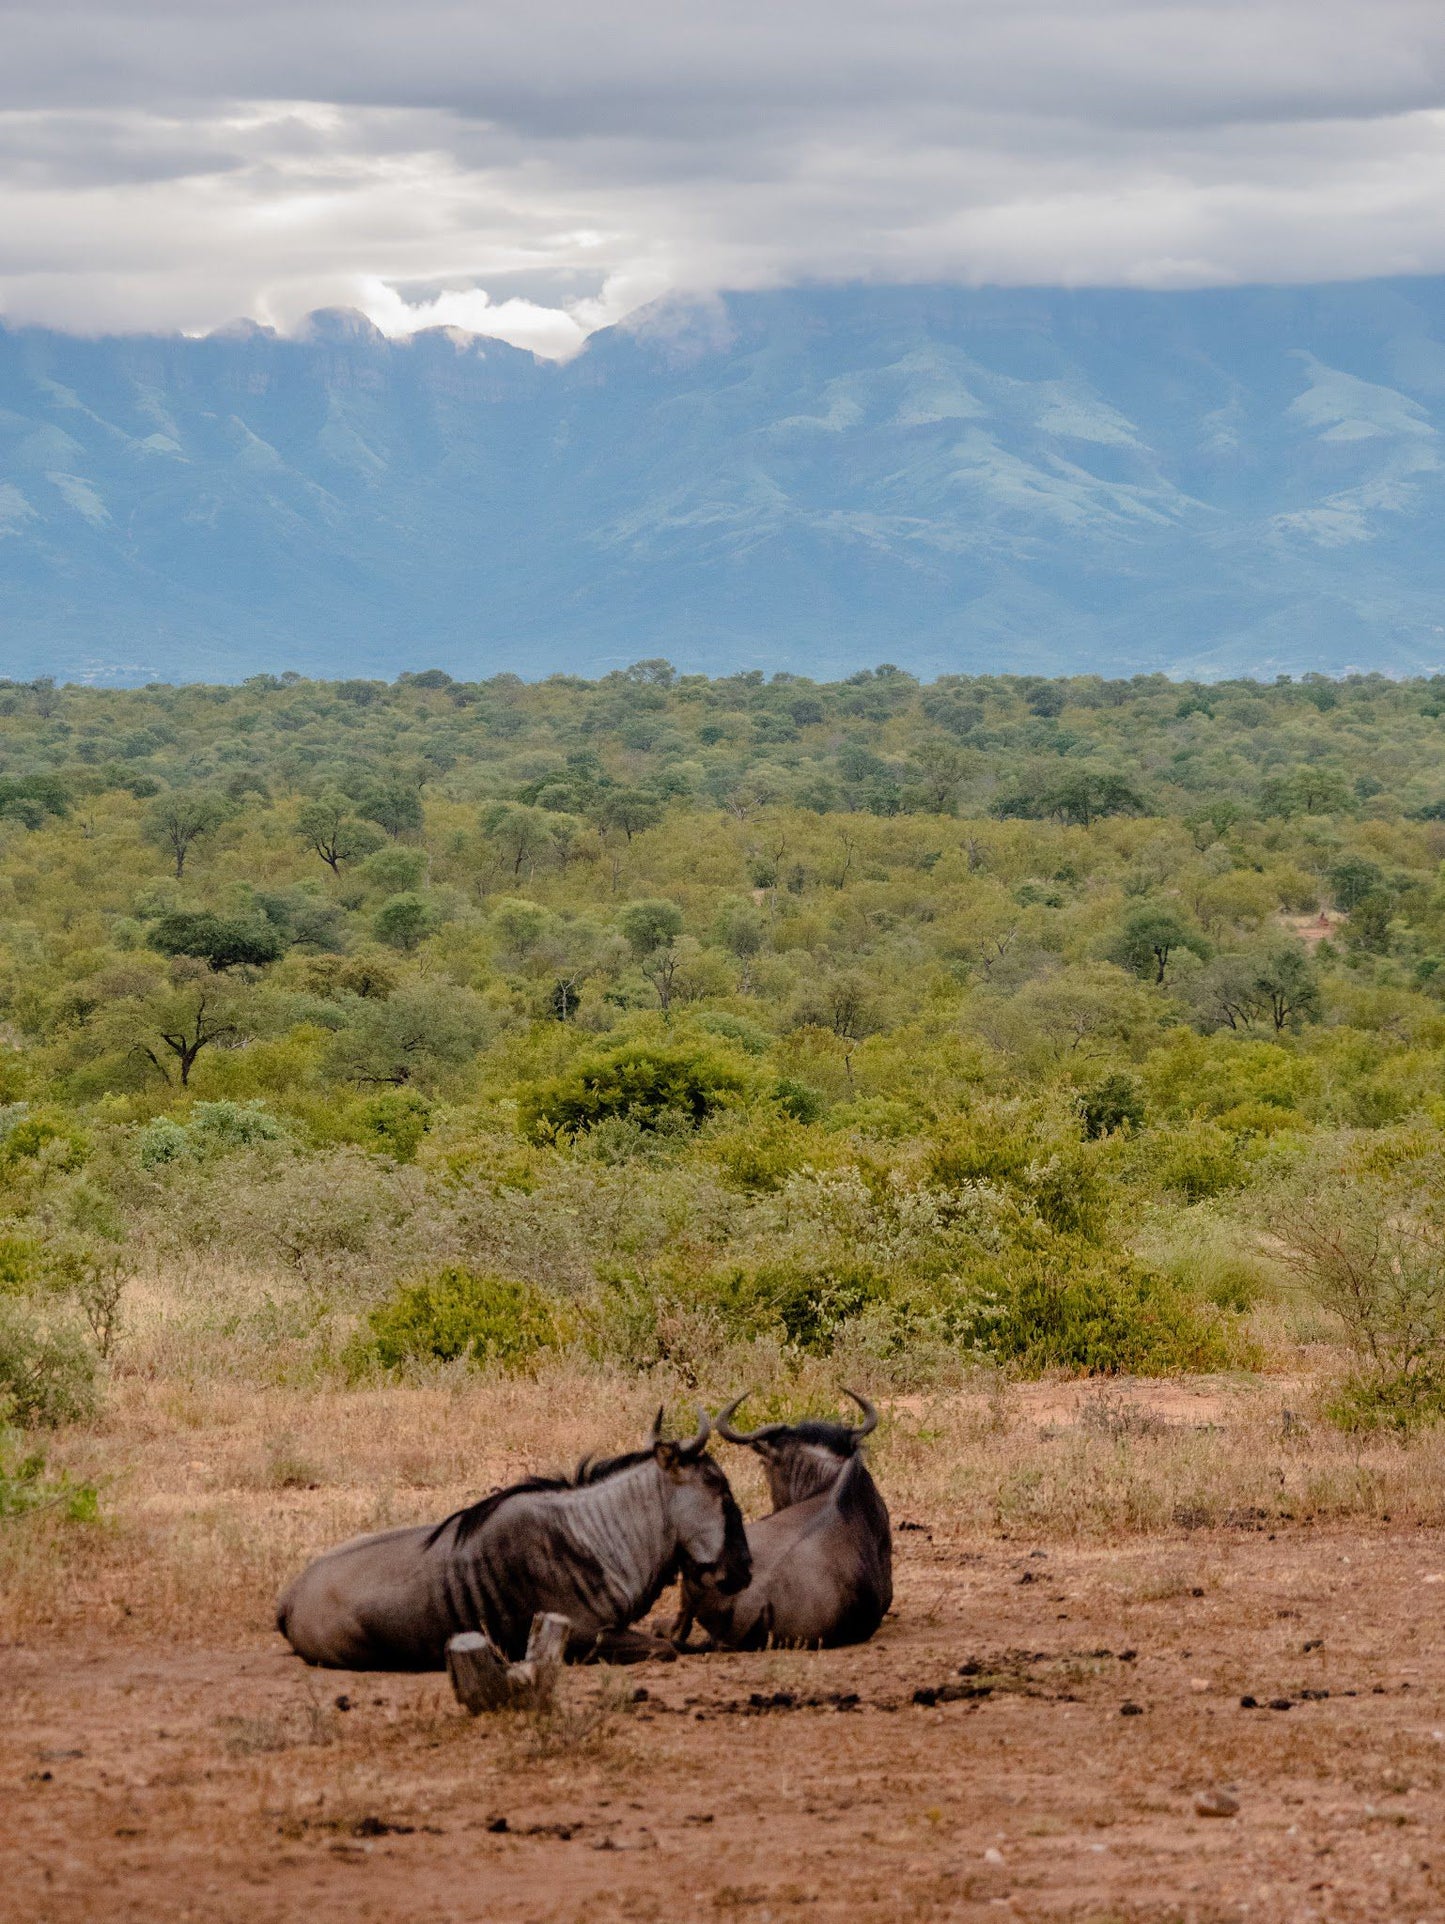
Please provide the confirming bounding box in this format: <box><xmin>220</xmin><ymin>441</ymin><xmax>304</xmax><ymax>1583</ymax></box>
<box><xmin>4</xmin><ymin>1</ymin><xmax>1445</xmax><ymax>354</ymax></box>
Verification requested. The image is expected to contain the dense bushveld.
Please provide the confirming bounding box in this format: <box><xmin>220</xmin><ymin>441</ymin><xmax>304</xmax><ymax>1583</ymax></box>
<box><xmin>4</xmin><ymin>659</ymin><xmax>1445</xmax><ymax>1477</ymax></box>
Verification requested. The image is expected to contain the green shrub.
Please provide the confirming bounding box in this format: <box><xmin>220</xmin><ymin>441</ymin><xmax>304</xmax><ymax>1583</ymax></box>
<box><xmin>773</xmin><ymin>1076</ymin><xmax>825</xmax><ymax>1124</ymax></box>
<box><xmin>0</xmin><ymin>1107</ymin><xmax>88</xmax><ymax>1174</ymax></box>
<box><xmin>356</xmin><ymin>1267</ymin><xmax>563</xmax><ymax>1374</ymax></box>
<box><xmin>136</xmin><ymin>1116</ymin><xmax>191</xmax><ymax>1168</ymax></box>
<box><xmin>520</xmin><ymin>1042</ymin><xmax>746</xmax><ymax>1141</ymax></box>
<box><xmin>1320</xmin><ymin>1368</ymin><xmax>1445</xmax><ymax>1435</ymax></box>
<box><xmin>929</xmin><ymin>1109</ymin><xmax>1112</xmax><ymax>1238</ymax></box>
<box><xmin>0</xmin><ymin>1232</ymin><xmax>41</xmax><ymax>1293</ymax></box>
<box><xmin>356</xmin><ymin>1089</ymin><xmax>432</xmax><ymax>1162</ymax></box>
<box><xmin>0</xmin><ymin>1301</ymin><xmax>98</xmax><ymax>1426</ymax></box>
<box><xmin>680</xmin><ymin>1258</ymin><xmax>892</xmax><ymax>1355</ymax></box>
<box><xmin>692</xmin><ymin>1011</ymin><xmax>773</xmax><ymax>1056</ymax></box>
<box><xmin>0</xmin><ymin>1426</ymin><xmax>99</xmax><ymax>1520</ymax></box>
<box><xmin>706</xmin><ymin>1111</ymin><xmax>831</xmax><ymax>1193</ymax></box>
<box><xmin>1144</xmin><ymin>1122</ymin><xmax>1248</xmax><ymax>1201</ymax></box>
<box><xmin>137</xmin><ymin>1100</ymin><xmax>287</xmax><ymax>1167</ymax></box>
<box><xmin>921</xmin><ymin>1243</ymin><xmax>1253</xmax><ymax>1376</ymax></box>
<box><xmin>1077</xmin><ymin>1073</ymin><xmax>1145</xmax><ymax>1139</ymax></box>
<box><xmin>748</xmin><ymin>1259</ymin><xmax>892</xmax><ymax>1353</ymax></box>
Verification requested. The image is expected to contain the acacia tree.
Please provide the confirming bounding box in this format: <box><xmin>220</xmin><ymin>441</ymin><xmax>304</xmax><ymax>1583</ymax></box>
<box><xmin>130</xmin><ymin>978</ymin><xmax>242</xmax><ymax>1087</ymax></box>
<box><xmin>714</xmin><ymin>898</ymin><xmax>766</xmax><ymax>992</ymax></box>
<box><xmin>593</xmin><ymin>789</ymin><xmax>664</xmax><ymax>843</ymax></box>
<box><xmin>355</xmin><ymin>774</ymin><xmax>425</xmax><ymax>839</ymax></box>
<box><xmin>619</xmin><ymin>898</ymin><xmax>685</xmax><ymax>1018</ymax></box>
<box><xmin>143</xmin><ymin>791</ymin><xmax>229</xmax><ymax>879</ymax></box>
<box><xmin>479</xmin><ymin>802</ymin><xmax>558</xmax><ymax>880</ymax></box>
<box><xmin>296</xmin><ymin>794</ymin><xmax>385</xmax><ymax>873</ymax></box>
<box><xmin>1252</xmin><ymin>943</ymin><xmax>1321</xmax><ymax>1031</ymax></box>
<box><xmin>1110</xmin><ymin>905</ymin><xmax>1209</xmax><ymax>984</ymax></box>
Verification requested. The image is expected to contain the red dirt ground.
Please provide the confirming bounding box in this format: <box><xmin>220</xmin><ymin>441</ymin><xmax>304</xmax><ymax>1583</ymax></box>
<box><xmin>5</xmin><ymin>1521</ymin><xmax>1445</xmax><ymax>1923</ymax></box>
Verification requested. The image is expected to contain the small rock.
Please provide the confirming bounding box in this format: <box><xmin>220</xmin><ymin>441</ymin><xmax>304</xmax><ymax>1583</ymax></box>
<box><xmin>1194</xmin><ymin>1788</ymin><xmax>1239</xmax><ymax>1819</ymax></box>
<box><xmin>333</xmin><ymin>1695</ymin><xmax>351</xmax><ymax>1712</ymax></box>
<box><xmin>1188</xmin><ymin>1678</ymin><xmax>1209</xmax><ymax>1693</ymax></box>
<box><xmin>485</xmin><ymin>1816</ymin><xmax>510</xmax><ymax>1834</ymax></box>
<box><xmin>1239</xmin><ymin>1695</ymin><xmax>1259</xmax><ymax>1709</ymax></box>
<box><xmin>1120</xmin><ymin>1701</ymin><xmax>1144</xmax><ymax>1717</ymax></box>
<box><xmin>1268</xmin><ymin>1698</ymin><xmax>1293</xmax><ymax>1712</ymax></box>
<box><xmin>1118</xmin><ymin>1649</ymin><xmax>1138</xmax><ymax>1662</ymax></box>
<box><xmin>983</xmin><ymin>1846</ymin><xmax>1006</xmax><ymax>1865</ymax></box>
<box><xmin>1190</xmin><ymin>1587</ymin><xmax>1205</xmax><ymax>1598</ymax></box>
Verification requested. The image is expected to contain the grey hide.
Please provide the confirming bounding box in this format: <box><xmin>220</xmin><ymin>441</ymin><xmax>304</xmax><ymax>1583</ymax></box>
<box><xmin>276</xmin><ymin>1415</ymin><xmax>750</xmax><ymax>1670</ymax></box>
<box><xmin>674</xmin><ymin>1392</ymin><xmax>893</xmax><ymax>1650</ymax></box>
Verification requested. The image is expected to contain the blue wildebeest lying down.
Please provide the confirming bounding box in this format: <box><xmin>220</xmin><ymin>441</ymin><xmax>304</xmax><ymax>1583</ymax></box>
<box><xmin>672</xmin><ymin>1391</ymin><xmax>892</xmax><ymax>1650</ymax></box>
<box><xmin>277</xmin><ymin>1409</ymin><xmax>750</xmax><ymax>1669</ymax></box>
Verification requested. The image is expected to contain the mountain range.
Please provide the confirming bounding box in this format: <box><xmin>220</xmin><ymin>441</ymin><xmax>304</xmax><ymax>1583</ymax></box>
<box><xmin>5</xmin><ymin>279</ymin><xmax>1445</xmax><ymax>684</ymax></box>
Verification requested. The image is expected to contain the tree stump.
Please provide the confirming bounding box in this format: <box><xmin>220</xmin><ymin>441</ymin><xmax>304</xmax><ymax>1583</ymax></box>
<box><xmin>446</xmin><ymin>1612</ymin><xmax>571</xmax><ymax>1715</ymax></box>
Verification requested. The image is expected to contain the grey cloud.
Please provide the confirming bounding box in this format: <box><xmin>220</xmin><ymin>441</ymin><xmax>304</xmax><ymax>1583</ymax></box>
<box><xmin>2</xmin><ymin>3</ymin><xmax>1445</xmax><ymax>349</ymax></box>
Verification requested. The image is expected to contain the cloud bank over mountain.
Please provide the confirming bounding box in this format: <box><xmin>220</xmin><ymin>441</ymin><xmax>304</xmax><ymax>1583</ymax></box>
<box><xmin>4</xmin><ymin>3</ymin><xmax>1445</xmax><ymax>350</ymax></box>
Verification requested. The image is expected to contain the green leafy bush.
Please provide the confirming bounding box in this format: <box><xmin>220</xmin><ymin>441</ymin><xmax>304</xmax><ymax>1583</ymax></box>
<box><xmin>0</xmin><ymin>1301</ymin><xmax>98</xmax><ymax>1426</ymax></box>
<box><xmin>928</xmin><ymin>1108</ymin><xmax>1112</xmax><ymax>1238</ymax></box>
<box><xmin>1319</xmin><ymin>1369</ymin><xmax>1445</xmax><ymax>1435</ymax></box>
<box><xmin>137</xmin><ymin>1100</ymin><xmax>287</xmax><ymax>1167</ymax></box>
<box><xmin>355</xmin><ymin>1267</ymin><xmax>563</xmax><ymax>1374</ymax></box>
<box><xmin>746</xmin><ymin>1259</ymin><xmax>892</xmax><ymax>1353</ymax></box>
<box><xmin>0</xmin><ymin>1426</ymin><xmax>99</xmax><ymax>1520</ymax></box>
<box><xmin>0</xmin><ymin>1232</ymin><xmax>41</xmax><ymax>1293</ymax></box>
<box><xmin>947</xmin><ymin>1245</ymin><xmax>1252</xmax><ymax>1376</ymax></box>
<box><xmin>355</xmin><ymin>1089</ymin><xmax>432</xmax><ymax>1162</ymax></box>
<box><xmin>1077</xmin><ymin>1073</ymin><xmax>1145</xmax><ymax>1139</ymax></box>
<box><xmin>520</xmin><ymin>1042</ymin><xmax>747</xmax><ymax>1141</ymax></box>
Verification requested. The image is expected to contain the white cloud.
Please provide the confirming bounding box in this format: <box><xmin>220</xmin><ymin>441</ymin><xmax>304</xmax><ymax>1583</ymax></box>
<box><xmin>2</xmin><ymin>3</ymin><xmax>1445</xmax><ymax>353</ymax></box>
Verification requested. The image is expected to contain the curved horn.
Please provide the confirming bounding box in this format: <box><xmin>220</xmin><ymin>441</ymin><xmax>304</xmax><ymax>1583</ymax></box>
<box><xmin>648</xmin><ymin>1404</ymin><xmax>666</xmax><ymax>1446</ymax></box>
<box><xmin>679</xmin><ymin>1406</ymin><xmax>711</xmax><ymax>1458</ymax></box>
<box><xmin>716</xmin><ymin>1392</ymin><xmax>761</xmax><ymax>1444</ymax></box>
<box><xmin>844</xmin><ymin>1389</ymin><xmax>878</xmax><ymax>1438</ymax></box>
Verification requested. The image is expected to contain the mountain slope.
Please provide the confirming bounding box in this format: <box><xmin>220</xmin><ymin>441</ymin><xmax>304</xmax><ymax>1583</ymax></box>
<box><xmin>4</xmin><ymin>282</ymin><xmax>1445</xmax><ymax>682</ymax></box>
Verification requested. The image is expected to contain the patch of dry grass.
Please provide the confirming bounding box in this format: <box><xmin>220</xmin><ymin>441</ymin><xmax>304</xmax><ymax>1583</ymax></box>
<box><xmin>6</xmin><ymin>1262</ymin><xmax>1445</xmax><ymax>1644</ymax></box>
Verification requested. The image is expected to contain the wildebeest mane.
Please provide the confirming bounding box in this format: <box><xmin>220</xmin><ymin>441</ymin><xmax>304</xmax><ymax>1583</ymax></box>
<box><xmin>775</xmin><ymin>1419</ymin><xmax>866</xmax><ymax>1454</ymax></box>
<box><xmin>434</xmin><ymin>1447</ymin><xmax>657</xmax><ymax>1549</ymax></box>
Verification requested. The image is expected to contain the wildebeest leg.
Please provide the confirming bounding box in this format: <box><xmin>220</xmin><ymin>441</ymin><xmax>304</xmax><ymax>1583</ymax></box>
<box><xmin>583</xmin><ymin>1627</ymin><xmax>679</xmax><ymax>1665</ymax></box>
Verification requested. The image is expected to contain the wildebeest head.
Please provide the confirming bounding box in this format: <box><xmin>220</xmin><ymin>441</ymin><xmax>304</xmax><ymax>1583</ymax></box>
<box><xmin>716</xmin><ymin>1390</ymin><xmax>879</xmax><ymax>1509</ymax></box>
<box><xmin>651</xmin><ymin>1407</ymin><xmax>752</xmax><ymax>1595</ymax></box>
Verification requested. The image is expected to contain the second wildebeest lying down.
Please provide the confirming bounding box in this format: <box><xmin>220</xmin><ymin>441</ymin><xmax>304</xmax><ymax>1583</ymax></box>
<box><xmin>277</xmin><ymin>1410</ymin><xmax>750</xmax><ymax>1670</ymax></box>
<box><xmin>673</xmin><ymin>1391</ymin><xmax>893</xmax><ymax>1650</ymax></box>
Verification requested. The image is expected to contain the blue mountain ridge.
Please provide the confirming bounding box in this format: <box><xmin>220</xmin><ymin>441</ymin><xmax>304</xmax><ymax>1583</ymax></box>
<box><xmin>3</xmin><ymin>281</ymin><xmax>1445</xmax><ymax>684</ymax></box>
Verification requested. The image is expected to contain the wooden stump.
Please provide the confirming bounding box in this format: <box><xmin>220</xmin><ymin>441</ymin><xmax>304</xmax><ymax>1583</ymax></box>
<box><xmin>446</xmin><ymin>1612</ymin><xmax>571</xmax><ymax>1715</ymax></box>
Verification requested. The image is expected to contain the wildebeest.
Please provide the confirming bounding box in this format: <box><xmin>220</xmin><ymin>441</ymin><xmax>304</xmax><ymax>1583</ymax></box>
<box><xmin>672</xmin><ymin>1391</ymin><xmax>893</xmax><ymax>1650</ymax></box>
<box><xmin>277</xmin><ymin>1409</ymin><xmax>750</xmax><ymax>1670</ymax></box>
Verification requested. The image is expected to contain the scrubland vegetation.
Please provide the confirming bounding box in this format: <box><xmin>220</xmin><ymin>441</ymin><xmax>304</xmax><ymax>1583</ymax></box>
<box><xmin>5</xmin><ymin>656</ymin><xmax>1445</xmax><ymax>1562</ymax></box>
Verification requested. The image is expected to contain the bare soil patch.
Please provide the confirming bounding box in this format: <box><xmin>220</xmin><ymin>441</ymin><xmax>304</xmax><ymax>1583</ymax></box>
<box><xmin>7</xmin><ymin>1515</ymin><xmax>1445</xmax><ymax>1922</ymax></box>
